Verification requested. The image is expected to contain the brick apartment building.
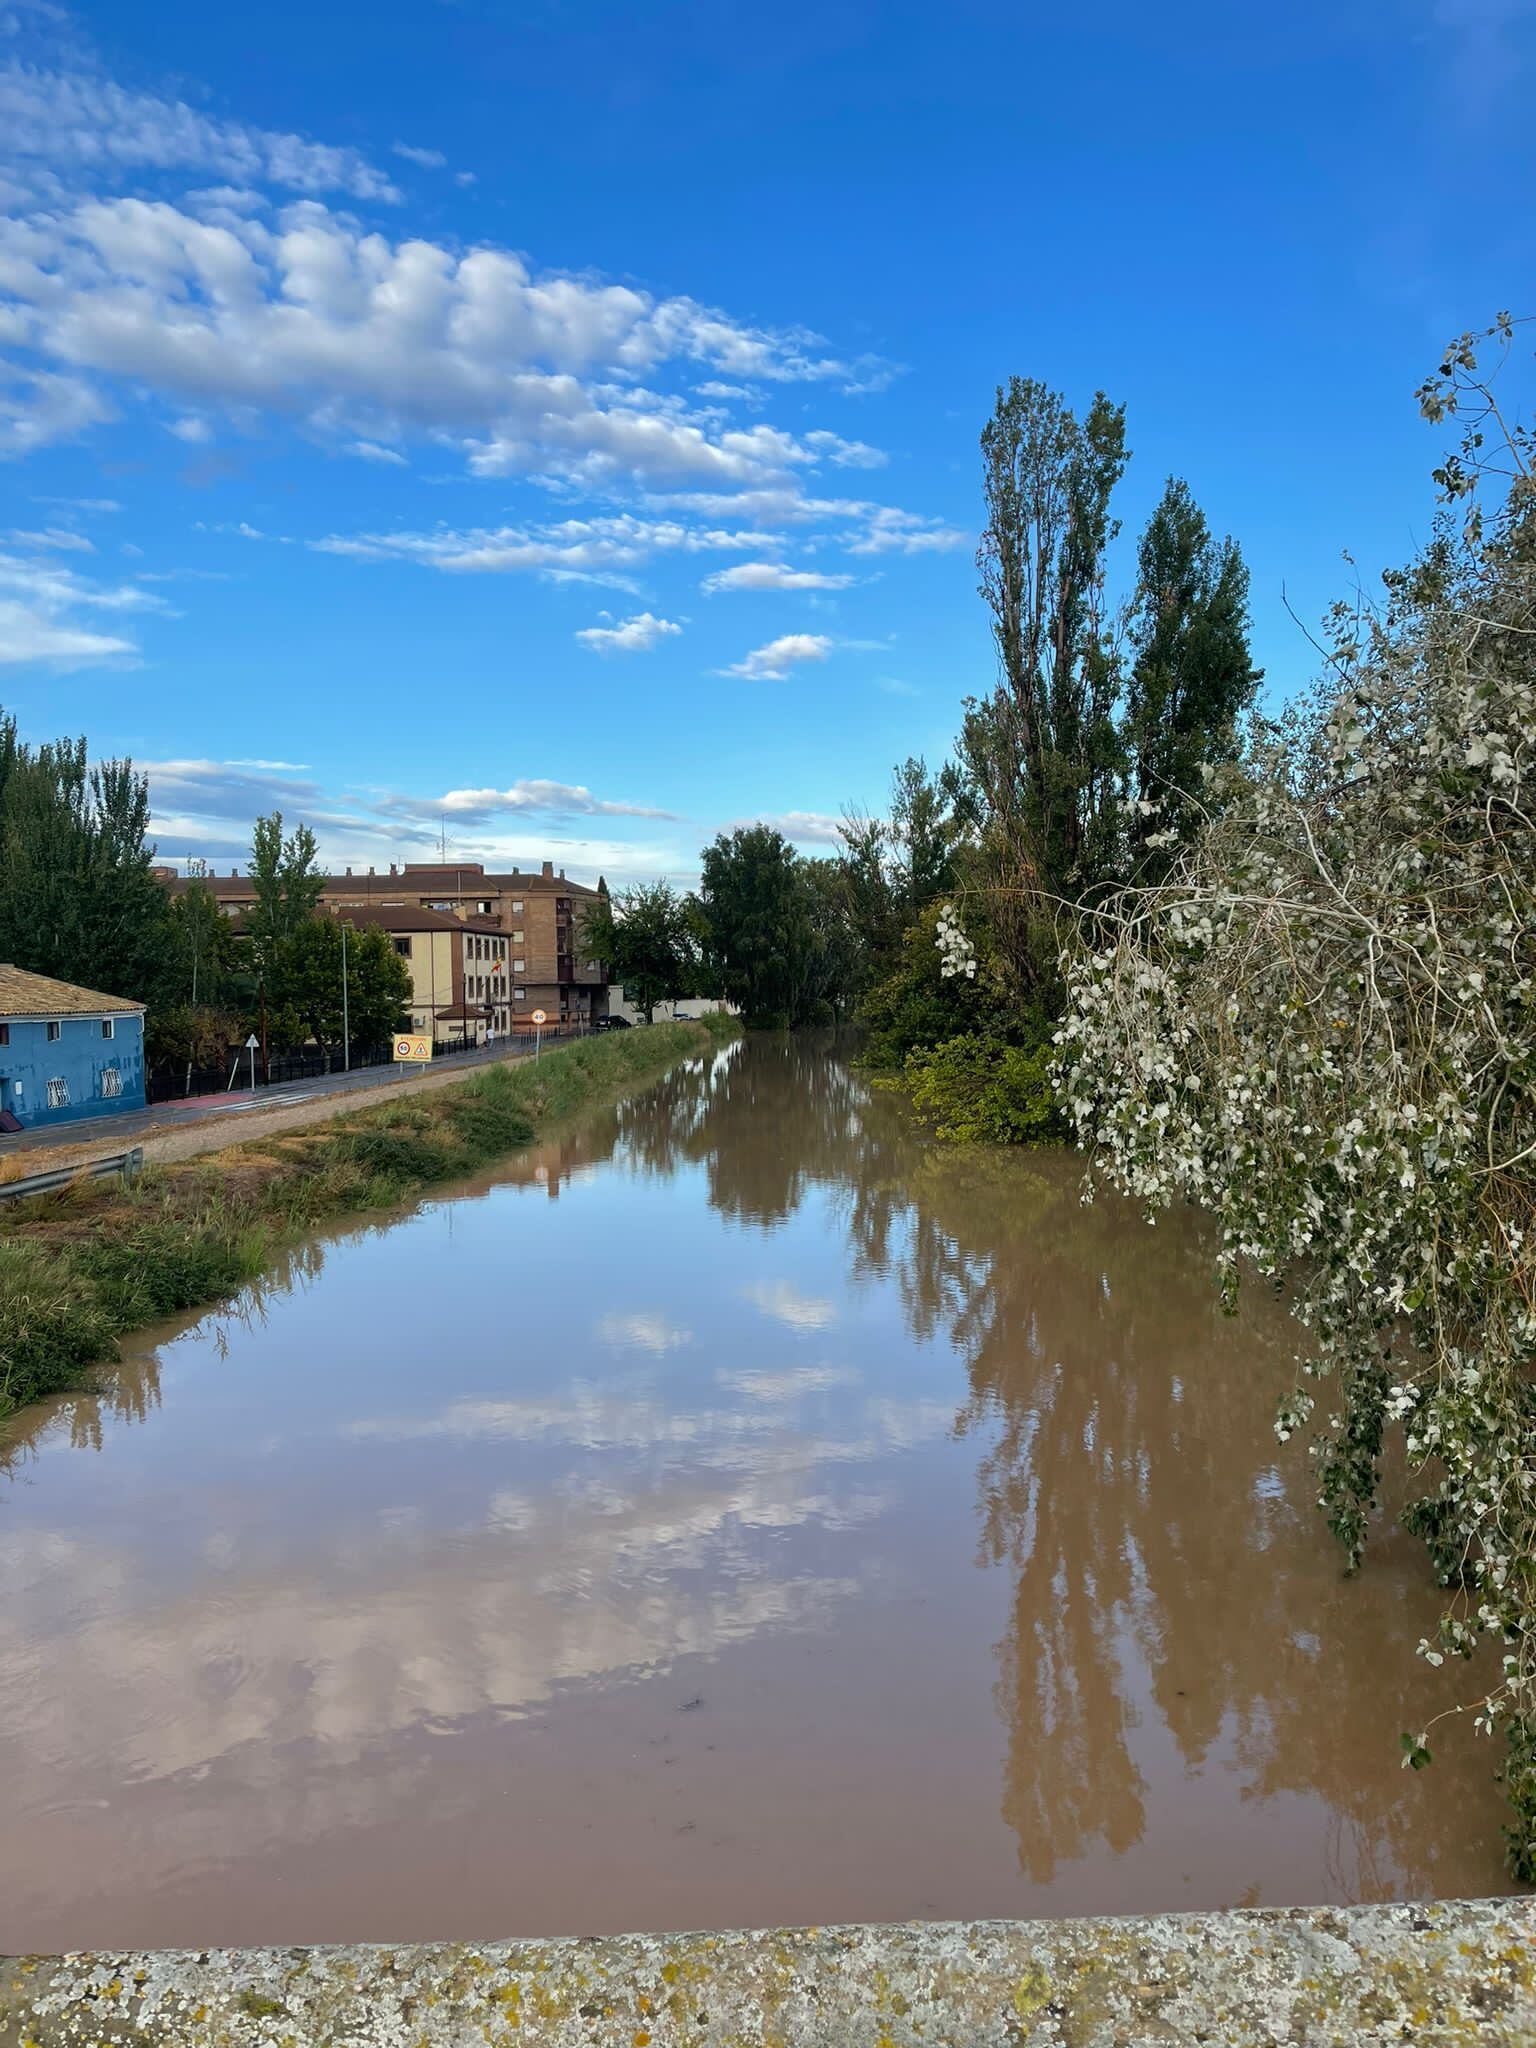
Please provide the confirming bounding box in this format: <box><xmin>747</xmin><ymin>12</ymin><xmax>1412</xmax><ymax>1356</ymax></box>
<box><xmin>158</xmin><ymin>858</ymin><xmax>610</xmax><ymax>1029</ymax></box>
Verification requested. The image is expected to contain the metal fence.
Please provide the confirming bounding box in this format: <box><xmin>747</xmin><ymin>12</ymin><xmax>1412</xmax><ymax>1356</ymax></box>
<box><xmin>145</xmin><ymin>1023</ymin><xmax>596</xmax><ymax>1105</ymax></box>
<box><xmin>147</xmin><ymin>1041</ymin><xmax>394</xmax><ymax>1103</ymax></box>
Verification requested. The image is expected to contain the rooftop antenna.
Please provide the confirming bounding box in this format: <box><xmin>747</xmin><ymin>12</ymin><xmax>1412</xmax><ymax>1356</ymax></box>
<box><xmin>439</xmin><ymin>818</ymin><xmax>447</xmax><ymax>862</ymax></box>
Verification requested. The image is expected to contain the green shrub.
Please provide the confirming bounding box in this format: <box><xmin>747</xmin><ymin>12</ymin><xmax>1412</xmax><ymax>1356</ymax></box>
<box><xmin>0</xmin><ymin>1243</ymin><xmax>115</xmax><ymax>1418</ymax></box>
<box><xmin>904</xmin><ymin>1032</ymin><xmax>1065</xmax><ymax>1144</ymax></box>
<box><xmin>75</xmin><ymin>1220</ymin><xmax>266</xmax><ymax>1325</ymax></box>
<box><xmin>323</xmin><ymin>1126</ymin><xmax>450</xmax><ymax>1186</ymax></box>
<box><xmin>441</xmin><ymin>1090</ymin><xmax>536</xmax><ymax>1157</ymax></box>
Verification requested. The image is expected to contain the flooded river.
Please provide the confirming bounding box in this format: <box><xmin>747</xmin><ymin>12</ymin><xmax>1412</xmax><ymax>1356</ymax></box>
<box><xmin>0</xmin><ymin>1035</ymin><xmax>1514</xmax><ymax>1948</ymax></box>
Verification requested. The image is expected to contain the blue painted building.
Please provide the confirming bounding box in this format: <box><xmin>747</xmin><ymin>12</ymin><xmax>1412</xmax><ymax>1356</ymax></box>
<box><xmin>0</xmin><ymin>965</ymin><xmax>147</xmax><ymax>1132</ymax></box>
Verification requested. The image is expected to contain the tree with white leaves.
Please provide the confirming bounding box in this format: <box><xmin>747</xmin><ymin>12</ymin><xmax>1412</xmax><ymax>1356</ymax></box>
<box><xmin>1058</xmin><ymin>315</ymin><xmax>1536</xmax><ymax>1872</ymax></box>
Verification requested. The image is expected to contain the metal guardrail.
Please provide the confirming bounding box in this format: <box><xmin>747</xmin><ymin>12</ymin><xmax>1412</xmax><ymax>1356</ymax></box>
<box><xmin>0</xmin><ymin>1145</ymin><xmax>144</xmax><ymax>1205</ymax></box>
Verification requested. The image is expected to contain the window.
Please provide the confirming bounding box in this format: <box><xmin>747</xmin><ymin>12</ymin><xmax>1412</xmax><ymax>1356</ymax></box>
<box><xmin>46</xmin><ymin>1076</ymin><xmax>69</xmax><ymax>1108</ymax></box>
<box><xmin>99</xmin><ymin>1067</ymin><xmax>123</xmax><ymax>1099</ymax></box>
<box><xmin>477</xmin><ymin>899</ymin><xmax>492</xmax><ymax>915</ymax></box>
<box><xmin>512</xmin><ymin>929</ymin><xmax>524</xmax><ymax>943</ymax></box>
<box><xmin>511</xmin><ymin>899</ymin><xmax>523</xmax><ymax>913</ymax></box>
<box><xmin>47</xmin><ymin>1019</ymin><xmax>61</xmax><ymax>1041</ymax></box>
<box><xmin>0</xmin><ymin>1023</ymin><xmax>8</xmax><ymax>1046</ymax></box>
<box><xmin>101</xmin><ymin>1017</ymin><xmax>115</xmax><ymax>1040</ymax></box>
<box><xmin>394</xmin><ymin>937</ymin><xmax>411</xmax><ymax>957</ymax></box>
<box><xmin>513</xmin><ymin>986</ymin><xmax>525</xmax><ymax>1000</ymax></box>
<box><xmin>513</xmin><ymin>958</ymin><xmax>525</xmax><ymax>972</ymax></box>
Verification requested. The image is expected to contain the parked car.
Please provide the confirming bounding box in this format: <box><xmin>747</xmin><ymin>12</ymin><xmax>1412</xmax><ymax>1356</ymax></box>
<box><xmin>595</xmin><ymin>1014</ymin><xmax>633</xmax><ymax>1031</ymax></box>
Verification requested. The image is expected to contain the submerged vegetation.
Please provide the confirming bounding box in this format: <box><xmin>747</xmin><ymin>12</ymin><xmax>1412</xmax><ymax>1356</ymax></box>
<box><xmin>0</xmin><ymin>1015</ymin><xmax>737</xmax><ymax>1425</ymax></box>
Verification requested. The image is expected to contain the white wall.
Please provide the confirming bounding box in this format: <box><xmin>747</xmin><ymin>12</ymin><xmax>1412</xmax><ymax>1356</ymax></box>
<box><xmin>608</xmin><ymin>987</ymin><xmax>738</xmax><ymax>1025</ymax></box>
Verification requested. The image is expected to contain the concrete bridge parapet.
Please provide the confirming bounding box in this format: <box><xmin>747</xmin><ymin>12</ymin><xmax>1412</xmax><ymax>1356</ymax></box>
<box><xmin>4</xmin><ymin>1899</ymin><xmax>1534</xmax><ymax>2048</ymax></box>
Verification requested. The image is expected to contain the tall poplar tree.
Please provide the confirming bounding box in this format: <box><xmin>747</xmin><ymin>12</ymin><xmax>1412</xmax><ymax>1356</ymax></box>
<box><xmin>1123</xmin><ymin>478</ymin><xmax>1261</xmax><ymax>881</ymax></box>
<box><xmin>968</xmin><ymin>378</ymin><xmax>1127</xmax><ymax>985</ymax></box>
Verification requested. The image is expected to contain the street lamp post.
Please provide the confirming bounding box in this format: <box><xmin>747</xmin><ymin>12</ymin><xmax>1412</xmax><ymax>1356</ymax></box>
<box><xmin>341</xmin><ymin>919</ymin><xmax>351</xmax><ymax>1072</ymax></box>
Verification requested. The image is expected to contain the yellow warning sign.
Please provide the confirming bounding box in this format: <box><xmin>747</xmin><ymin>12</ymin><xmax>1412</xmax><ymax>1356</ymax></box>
<box><xmin>393</xmin><ymin>1034</ymin><xmax>432</xmax><ymax>1063</ymax></box>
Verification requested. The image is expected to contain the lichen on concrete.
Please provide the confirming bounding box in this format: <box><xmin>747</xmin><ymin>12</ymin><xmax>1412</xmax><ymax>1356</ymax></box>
<box><xmin>3</xmin><ymin>1900</ymin><xmax>1534</xmax><ymax>2048</ymax></box>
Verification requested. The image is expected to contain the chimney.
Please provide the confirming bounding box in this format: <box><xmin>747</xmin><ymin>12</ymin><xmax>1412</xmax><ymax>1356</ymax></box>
<box><xmin>368</xmin><ymin>866</ymin><xmax>375</xmax><ymax>877</ymax></box>
<box><xmin>558</xmin><ymin>867</ymin><xmax>566</xmax><ymax>880</ymax></box>
<box><xmin>389</xmin><ymin>863</ymin><xmax>398</xmax><ymax>877</ymax></box>
<box><xmin>345</xmin><ymin>866</ymin><xmax>352</xmax><ymax>878</ymax></box>
<box><xmin>541</xmin><ymin>860</ymin><xmax>554</xmax><ymax>880</ymax></box>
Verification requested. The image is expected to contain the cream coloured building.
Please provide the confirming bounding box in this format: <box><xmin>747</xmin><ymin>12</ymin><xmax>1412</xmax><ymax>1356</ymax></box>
<box><xmin>327</xmin><ymin>903</ymin><xmax>510</xmax><ymax>1045</ymax></box>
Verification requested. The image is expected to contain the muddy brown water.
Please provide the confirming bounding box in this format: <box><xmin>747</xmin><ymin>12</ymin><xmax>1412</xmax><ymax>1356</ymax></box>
<box><xmin>0</xmin><ymin>1036</ymin><xmax>1517</xmax><ymax>1949</ymax></box>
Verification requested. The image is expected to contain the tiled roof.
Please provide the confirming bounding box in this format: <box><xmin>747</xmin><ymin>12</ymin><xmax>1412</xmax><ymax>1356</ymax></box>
<box><xmin>0</xmin><ymin>963</ymin><xmax>145</xmax><ymax>1018</ymax></box>
<box><xmin>322</xmin><ymin>903</ymin><xmax>506</xmax><ymax>936</ymax></box>
<box><xmin>161</xmin><ymin>867</ymin><xmax>601</xmax><ymax>900</ymax></box>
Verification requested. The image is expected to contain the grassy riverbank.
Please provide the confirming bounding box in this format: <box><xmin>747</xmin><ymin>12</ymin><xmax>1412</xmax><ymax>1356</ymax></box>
<box><xmin>0</xmin><ymin>1015</ymin><xmax>738</xmax><ymax>1425</ymax></box>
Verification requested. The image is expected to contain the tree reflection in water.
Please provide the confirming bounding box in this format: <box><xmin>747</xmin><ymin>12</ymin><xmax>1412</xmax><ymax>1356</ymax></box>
<box><xmin>595</xmin><ymin>1031</ymin><xmax>1501</xmax><ymax>1899</ymax></box>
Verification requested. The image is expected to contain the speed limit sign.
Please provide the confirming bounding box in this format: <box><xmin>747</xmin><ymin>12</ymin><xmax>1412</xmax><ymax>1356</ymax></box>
<box><xmin>530</xmin><ymin>1008</ymin><xmax>547</xmax><ymax>1025</ymax></box>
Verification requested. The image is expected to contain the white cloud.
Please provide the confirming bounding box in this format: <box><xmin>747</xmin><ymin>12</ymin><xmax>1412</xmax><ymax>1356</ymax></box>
<box><xmin>140</xmin><ymin>759</ymin><xmax>687</xmax><ymax>882</ymax></box>
<box><xmin>0</xmin><ymin>189</ymin><xmax>893</xmax><ymax>487</ymax></box>
<box><xmin>7</xmin><ymin>525</ymin><xmax>93</xmax><ymax>551</ymax></box>
<box><xmin>348</xmin><ymin>439</ymin><xmax>407</xmax><ymax>465</ymax></box>
<box><xmin>142</xmin><ymin>757</ymin><xmax>324</xmax><ymax>822</ymax></box>
<box><xmin>804</xmin><ymin>429</ymin><xmax>887</xmax><ymax>469</ymax></box>
<box><xmin>846</xmin><ymin>507</ymin><xmax>966</xmax><ymax>555</ymax></box>
<box><xmin>575</xmin><ymin>610</ymin><xmax>682</xmax><ymax>653</ymax></box>
<box><xmin>0</xmin><ymin>545</ymin><xmax>163</xmax><ymax>667</ymax></box>
<box><xmin>0</xmin><ymin>60</ymin><xmax>401</xmax><ymax>201</ymax></box>
<box><xmin>376</xmin><ymin>780</ymin><xmax>679</xmax><ymax>825</ymax></box>
<box><xmin>722</xmin><ymin>632</ymin><xmax>832</xmax><ymax>681</ymax></box>
<box><xmin>0</xmin><ymin>595</ymin><xmax>133</xmax><ymax>666</ymax></box>
<box><xmin>35</xmin><ymin>494</ymin><xmax>120</xmax><ymax>513</ymax></box>
<box><xmin>0</xmin><ymin>38</ymin><xmax>961</xmax><ymax>617</ymax></box>
<box><xmin>656</xmin><ymin>488</ymin><xmax>869</xmax><ymax>524</ymax></box>
<box><xmin>736</xmin><ymin>810</ymin><xmax>846</xmax><ymax>846</ymax></box>
<box><xmin>655</xmin><ymin>487</ymin><xmax>961</xmax><ymax>556</ymax></box>
<box><xmin>136</xmin><ymin>750</ymin><xmax>693</xmax><ymax>880</ymax></box>
<box><xmin>313</xmin><ymin>515</ymin><xmax>765</xmax><ymax>588</ymax></box>
<box><xmin>0</xmin><ymin>360</ymin><xmax>109</xmax><ymax>458</ymax></box>
<box><xmin>701</xmin><ymin>560</ymin><xmax>853</xmax><ymax>594</ymax></box>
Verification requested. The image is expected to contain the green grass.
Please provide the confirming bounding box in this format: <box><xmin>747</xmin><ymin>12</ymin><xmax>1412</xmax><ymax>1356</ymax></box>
<box><xmin>0</xmin><ymin>1014</ymin><xmax>739</xmax><ymax>1425</ymax></box>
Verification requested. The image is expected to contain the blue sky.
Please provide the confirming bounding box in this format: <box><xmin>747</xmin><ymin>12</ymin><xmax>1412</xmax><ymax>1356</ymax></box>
<box><xmin>1</xmin><ymin>0</ymin><xmax>1532</xmax><ymax>885</ymax></box>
